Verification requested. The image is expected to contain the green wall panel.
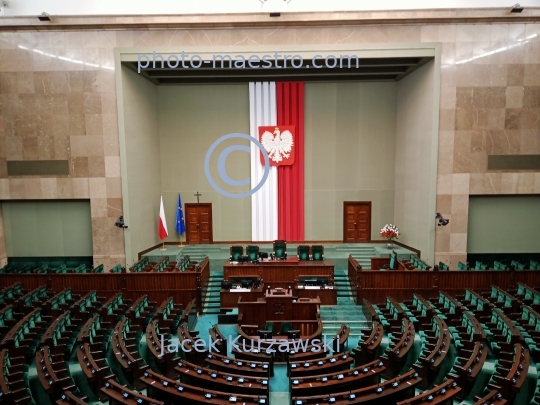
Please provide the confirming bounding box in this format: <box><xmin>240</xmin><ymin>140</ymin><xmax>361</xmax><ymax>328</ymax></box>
<box><xmin>2</xmin><ymin>200</ymin><xmax>93</xmax><ymax>257</ymax></box>
<box><xmin>468</xmin><ymin>196</ymin><xmax>540</xmax><ymax>254</ymax></box>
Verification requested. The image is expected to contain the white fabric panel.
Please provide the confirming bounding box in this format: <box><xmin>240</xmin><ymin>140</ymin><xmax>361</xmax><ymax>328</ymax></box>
<box><xmin>249</xmin><ymin>82</ymin><xmax>277</xmax><ymax>241</ymax></box>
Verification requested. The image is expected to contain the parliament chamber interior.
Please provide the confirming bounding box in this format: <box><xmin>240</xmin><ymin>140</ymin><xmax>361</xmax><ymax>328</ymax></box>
<box><xmin>1</xmin><ymin>1</ymin><xmax>540</xmax><ymax>405</ymax></box>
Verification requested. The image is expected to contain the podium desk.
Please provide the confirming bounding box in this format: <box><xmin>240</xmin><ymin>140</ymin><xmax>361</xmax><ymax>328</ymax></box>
<box><xmin>223</xmin><ymin>258</ymin><xmax>335</xmax><ymax>287</ymax></box>
<box><xmin>238</xmin><ymin>288</ymin><xmax>320</xmax><ymax>328</ymax></box>
<box><xmin>220</xmin><ymin>283</ymin><xmax>265</xmax><ymax>308</ymax></box>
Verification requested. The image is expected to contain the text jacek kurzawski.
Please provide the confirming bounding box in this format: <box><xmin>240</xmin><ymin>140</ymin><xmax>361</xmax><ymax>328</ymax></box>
<box><xmin>159</xmin><ymin>334</ymin><xmax>339</xmax><ymax>356</ymax></box>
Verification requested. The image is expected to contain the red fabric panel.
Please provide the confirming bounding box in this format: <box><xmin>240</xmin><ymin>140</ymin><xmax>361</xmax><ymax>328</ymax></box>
<box><xmin>276</xmin><ymin>82</ymin><xmax>304</xmax><ymax>241</ymax></box>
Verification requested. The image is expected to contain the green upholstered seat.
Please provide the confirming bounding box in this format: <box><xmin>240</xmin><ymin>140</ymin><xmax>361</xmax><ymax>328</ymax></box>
<box><xmin>273</xmin><ymin>241</ymin><xmax>286</xmax><ymax>259</ymax></box>
<box><xmin>230</xmin><ymin>246</ymin><xmax>243</xmax><ymax>262</ymax></box>
<box><xmin>264</xmin><ymin>322</ymin><xmax>274</xmax><ymax>334</ymax></box>
<box><xmin>247</xmin><ymin>245</ymin><xmax>259</xmax><ymax>261</ymax></box>
<box><xmin>297</xmin><ymin>245</ymin><xmax>310</xmax><ymax>261</ymax></box>
<box><xmin>311</xmin><ymin>245</ymin><xmax>324</xmax><ymax>261</ymax></box>
<box><xmin>280</xmin><ymin>322</ymin><xmax>292</xmax><ymax>335</ymax></box>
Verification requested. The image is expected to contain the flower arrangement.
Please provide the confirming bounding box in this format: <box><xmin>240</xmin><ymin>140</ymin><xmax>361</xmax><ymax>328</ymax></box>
<box><xmin>380</xmin><ymin>224</ymin><xmax>399</xmax><ymax>241</ymax></box>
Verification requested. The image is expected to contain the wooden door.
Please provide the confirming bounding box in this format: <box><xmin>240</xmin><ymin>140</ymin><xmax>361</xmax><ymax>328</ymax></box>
<box><xmin>185</xmin><ymin>203</ymin><xmax>213</xmax><ymax>244</ymax></box>
<box><xmin>343</xmin><ymin>202</ymin><xmax>371</xmax><ymax>243</ymax></box>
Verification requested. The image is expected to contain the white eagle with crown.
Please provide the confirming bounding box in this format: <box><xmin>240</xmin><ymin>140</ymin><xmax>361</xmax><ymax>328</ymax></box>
<box><xmin>260</xmin><ymin>127</ymin><xmax>294</xmax><ymax>164</ymax></box>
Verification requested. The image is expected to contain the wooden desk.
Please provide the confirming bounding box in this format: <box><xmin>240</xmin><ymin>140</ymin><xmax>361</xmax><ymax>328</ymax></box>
<box><xmin>101</xmin><ymin>378</ymin><xmax>164</xmax><ymax>405</ymax></box>
<box><xmin>288</xmin><ymin>352</ymin><xmax>354</xmax><ymax>377</ymax></box>
<box><xmin>291</xmin><ymin>369</ymin><xmax>421</xmax><ymax>404</ymax></box>
<box><xmin>473</xmin><ymin>390</ymin><xmax>507</xmax><ymax>405</ymax></box>
<box><xmin>382</xmin><ymin>318</ymin><xmax>415</xmax><ymax>379</ymax></box>
<box><xmin>56</xmin><ymin>391</ymin><xmax>89</xmax><ymax>405</ymax></box>
<box><xmin>396</xmin><ymin>378</ymin><xmax>461</xmax><ymax>405</ymax></box>
<box><xmin>290</xmin><ymin>358</ymin><xmax>384</xmax><ymax>397</ymax></box>
<box><xmin>205</xmin><ymin>352</ymin><xmax>270</xmax><ymax>378</ymax></box>
<box><xmin>223</xmin><ymin>260</ymin><xmax>334</xmax><ymax>286</ymax></box>
<box><xmin>220</xmin><ymin>284</ymin><xmax>265</xmax><ymax>308</ymax></box>
<box><xmin>352</xmin><ymin>320</ymin><xmax>384</xmax><ymax>365</ymax></box>
<box><xmin>175</xmin><ymin>358</ymin><xmax>269</xmax><ymax>396</ymax></box>
<box><xmin>141</xmin><ymin>369</ymin><xmax>267</xmax><ymax>405</ymax></box>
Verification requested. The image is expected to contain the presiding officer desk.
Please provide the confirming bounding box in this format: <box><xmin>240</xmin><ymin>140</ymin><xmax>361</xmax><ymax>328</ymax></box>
<box><xmin>223</xmin><ymin>258</ymin><xmax>336</xmax><ymax>305</ymax></box>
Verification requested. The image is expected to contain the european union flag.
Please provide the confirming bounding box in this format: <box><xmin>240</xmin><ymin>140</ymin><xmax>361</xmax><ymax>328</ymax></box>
<box><xmin>175</xmin><ymin>193</ymin><xmax>186</xmax><ymax>235</ymax></box>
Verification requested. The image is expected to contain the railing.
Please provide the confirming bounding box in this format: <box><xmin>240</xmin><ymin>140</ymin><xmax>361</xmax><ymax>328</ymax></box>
<box><xmin>347</xmin><ymin>267</ymin><xmax>540</xmax><ymax>303</ymax></box>
<box><xmin>0</xmin><ymin>255</ymin><xmax>211</xmax><ymax>313</ymax></box>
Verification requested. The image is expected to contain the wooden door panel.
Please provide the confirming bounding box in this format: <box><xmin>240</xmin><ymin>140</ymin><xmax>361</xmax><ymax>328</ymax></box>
<box><xmin>343</xmin><ymin>202</ymin><xmax>372</xmax><ymax>243</ymax></box>
<box><xmin>185</xmin><ymin>203</ymin><xmax>213</xmax><ymax>244</ymax></box>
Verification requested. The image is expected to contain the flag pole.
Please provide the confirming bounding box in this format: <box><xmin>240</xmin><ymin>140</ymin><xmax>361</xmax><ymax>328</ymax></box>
<box><xmin>160</xmin><ymin>241</ymin><xmax>167</xmax><ymax>251</ymax></box>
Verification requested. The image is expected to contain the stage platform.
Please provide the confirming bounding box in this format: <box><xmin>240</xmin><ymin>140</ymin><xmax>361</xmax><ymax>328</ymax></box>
<box><xmin>141</xmin><ymin>243</ymin><xmax>417</xmax><ymax>272</ymax></box>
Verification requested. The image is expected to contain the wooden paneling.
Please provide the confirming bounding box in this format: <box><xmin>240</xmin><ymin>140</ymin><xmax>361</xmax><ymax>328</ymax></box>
<box><xmin>370</xmin><ymin>257</ymin><xmax>390</xmax><ymax>270</ymax></box>
<box><xmin>223</xmin><ymin>261</ymin><xmax>334</xmax><ymax>284</ymax></box>
<box><xmin>349</xmin><ymin>269</ymin><xmax>540</xmax><ymax>304</ymax></box>
<box><xmin>0</xmin><ymin>257</ymin><xmax>211</xmax><ymax>313</ymax></box>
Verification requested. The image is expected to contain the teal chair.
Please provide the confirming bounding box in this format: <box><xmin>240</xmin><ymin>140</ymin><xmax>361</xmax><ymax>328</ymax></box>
<box><xmin>311</xmin><ymin>245</ymin><xmax>324</xmax><ymax>261</ymax></box>
<box><xmin>264</xmin><ymin>322</ymin><xmax>274</xmax><ymax>334</ymax></box>
<box><xmin>280</xmin><ymin>322</ymin><xmax>292</xmax><ymax>335</ymax></box>
<box><xmin>297</xmin><ymin>245</ymin><xmax>310</xmax><ymax>261</ymax></box>
<box><xmin>273</xmin><ymin>240</ymin><xmax>287</xmax><ymax>259</ymax></box>
<box><xmin>380</xmin><ymin>251</ymin><xmax>397</xmax><ymax>270</ymax></box>
<box><xmin>438</xmin><ymin>262</ymin><xmax>449</xmax><ymax>271</ymax></box>
<box><xmin>230</xmin><ymin>246</ymin><xmax>244</xmax><ymax>262</ymax></box>
<box><xmin>457</xmin><ymin>262</ymin><xmax>468</xmax><ymax>271</ymax></box>
<box><xmin>247</xmin><ymin>245</ymin><xmax>259</xmax><ymax>262</ymax></box>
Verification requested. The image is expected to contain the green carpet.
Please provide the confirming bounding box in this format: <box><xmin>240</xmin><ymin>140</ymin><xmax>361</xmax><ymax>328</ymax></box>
<box><xmin>270</xmin><ymin>364</ymin><xmax>290</xmax><ymax>392</ymax></box>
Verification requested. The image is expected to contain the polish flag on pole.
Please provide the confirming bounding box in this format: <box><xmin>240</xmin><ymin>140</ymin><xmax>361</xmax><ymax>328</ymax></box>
<box><xmin>158</xmin><ymin>196</ymin><xmax>168</xmax><ymax>240</ymax></box>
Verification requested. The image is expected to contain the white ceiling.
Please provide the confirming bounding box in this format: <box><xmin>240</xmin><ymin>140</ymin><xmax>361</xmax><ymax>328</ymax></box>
<box><xmin>2</xmin><ymin>0</ymin><xmax>539</xmax><ymax>17</ymax></box>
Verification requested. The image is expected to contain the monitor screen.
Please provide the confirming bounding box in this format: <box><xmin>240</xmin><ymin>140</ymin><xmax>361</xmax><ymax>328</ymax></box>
<box><xmin>221</xmin><ymin>282</ymin><xmax>232</xmax><ymax>290</ymax></box>
<box><xmin>258</xmin><ymin>330</ymin><xmax>272</xmax><ymax>339</ymax></box>
<box><xmin>287</xmin><ymin>330</ymin><xmax>300</xmax><ymax>339</ymax></box>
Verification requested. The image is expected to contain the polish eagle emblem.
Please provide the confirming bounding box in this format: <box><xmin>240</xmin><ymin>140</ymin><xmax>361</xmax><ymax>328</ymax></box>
<box><xmin>258</xmin><ymin>125</ymin><xmax>295</xmax><ymax>166</ymax></box>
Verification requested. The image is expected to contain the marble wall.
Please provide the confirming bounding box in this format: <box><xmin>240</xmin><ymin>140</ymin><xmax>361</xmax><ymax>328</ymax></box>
<box><xmin>0</xmin><ymin>20</ymin><xmax>539</xmax><ymax>268</ymax></box>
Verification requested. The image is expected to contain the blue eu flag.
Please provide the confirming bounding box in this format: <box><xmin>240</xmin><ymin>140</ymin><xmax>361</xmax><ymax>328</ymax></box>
<box><xmin>175</xmin><ymin>193</ymin><xmax>186</xmax><ymax>235</ymax></box>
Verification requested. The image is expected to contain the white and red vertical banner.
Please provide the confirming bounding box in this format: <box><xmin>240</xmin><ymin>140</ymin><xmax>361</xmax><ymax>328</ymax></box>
<box><xmin>249</xmin><ymin>81</ymin><xmax>305</xmax><ymax>241</ymax></box>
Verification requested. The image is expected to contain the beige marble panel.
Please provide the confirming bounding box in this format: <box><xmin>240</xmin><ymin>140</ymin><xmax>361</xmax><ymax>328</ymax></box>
<box><xmin>483</xmin><ymin>173</ymin><xmax>502</xmax><ymax>194</ymax></box>
<box><xmin>106</xmin><ymin>177</ymin><xmax>122</xmax><ymax>198</ymax></box>
<box><xmin>91</xmin><ymin>198</ymin><xmax>108</xmax><ymax>218</ymax></box>
<box><xmin>40</xmin><ymin>178</ymin><xmax>58</xmax><ymax>199</ymax></box>
<box><xmin>0</xmin><ymin>179</ymin><xmax>10</xmax><ymax>199</ymax></box>
<box><xmin>501</xmin><ymin>173</ymin><xmax>519</xmax><ymax>194</ymax></box>
<box><xmin>435</xmin><ymin>233</ymin><xmax>450</xmax><ymax>252</ymax></box>
<box><xmin>517</xmin><ymin>173</ymin><xmax>535</xmax><ymax>193</ymax></box>
<box><xmin>105</xmin><ymin>156</ymin><xmax>121</xmax><ymax>178</ymax></box>
<box><xmin>450</xmin><ymin>233</ymin><xmax>467</xmax><ymax>253</ymax></box>
<box><xmin>89</xmin><ymin>177</ymin><xmax>107</xmax><ymax>198</ymax></box>
<box><xmin>469</xmin><ymin>173</ymin><xmax>485</xmax><ymax>194</ymax></box>
<box><xmin>73</xmin><ymin>178</ymin><xmax>90</xmax><ymax>198</ymax></box>
<box><xmin>437</xmin><ymin>174</ymin><xmax>453</xmax><ymax>195</ymax></box>
<box><xmin>535</xmin><ymin>173</ymin><xmax>540</xmax><ymax>193</ymax></box>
